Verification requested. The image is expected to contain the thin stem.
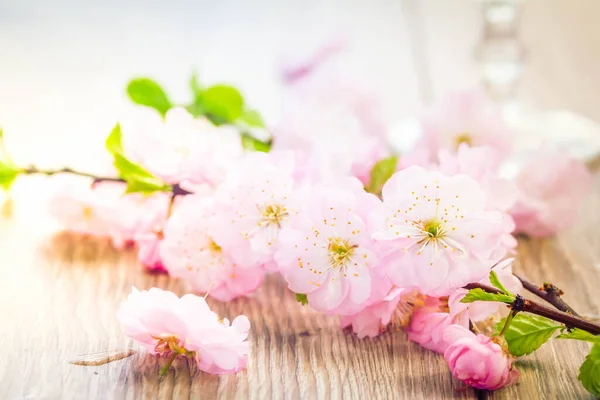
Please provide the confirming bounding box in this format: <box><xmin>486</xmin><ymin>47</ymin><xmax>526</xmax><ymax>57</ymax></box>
<box><xmin>499</xmin><ymin>310</ymin><xmax>516</xmax><ymax>337</ymax></box>
<box><xmin>464</xmin><ymin>282</ymin><xmax>600</xmax><ymax>335</ymax></box>
<box><xmin>22</xmin><ymin>166</ymin><xmax>123</xmax><ymax>183</ymax></box>
<box><xmin>159</xmin><ymin>352</ymin><xmax>178</xmax><ymax>376</ymax></box>
<box><xmin>515</xmin><ymin>275</ymin><xmax>580</xmax><ymax>316</ymax></box>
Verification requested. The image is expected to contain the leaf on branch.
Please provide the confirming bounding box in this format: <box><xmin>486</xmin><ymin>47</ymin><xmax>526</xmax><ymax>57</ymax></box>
<box><xmin>240</xmin><ymin>133</ymin><xmax>271</xmax><ymax>153</ymax></box>
<box><xmin>557</xmin><ymin>328</ymin><xmax>599</xmax><ymax>344</ymax></box>
<box><xmin>493</xmin><ymin>314</ymin><xmax>561</xmax><ymax>356</ymax></box>
<box><xmin>105</xmin><ymin>124</ymin><xmax>171</xmax><ymax>195</ymax></box>
<box><xmin>197</xmin><ymin>85</ymin><xmax>244</xmax><ymax>123</ymax></box>
<box><xmin>579</xmin><ymin>341</ymin><xmax>600</xmax><ymax>395</ymax></box>
<box><xmin>489</xmin><ymin>270</ymin><xmax>513</xmax><ymax>296</ymax></box>
<box><xmin>126</xmin><ymin>78</ymin><xmax>172</xmax><ymax>117</ymax></box>
<box><xmin>0</xmin><ymin>129</ymin><xmax>19</xmax><ymax>191</ymax></box>
<box><xmin>296</xmin><ymin>293</ymin><xmax>308</xmax><ymax>305</ymax></box>
<box><xmin>460</xmin><ymin>288</ymin><xmax>514</xmax><ymax>304</ymax></box>
<box><xmin>366</xmin><ymin>156</ymin><xmax>398</xmax><ymax>195</ymax></box>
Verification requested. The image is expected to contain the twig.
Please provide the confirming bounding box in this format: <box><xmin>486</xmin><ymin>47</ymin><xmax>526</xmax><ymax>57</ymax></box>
<box><xmin>464</xmin><ymin>283</ymin><xmax>600</xmax><ymax>335</ymax></box>
<box><xmin>515</xmin><ymin>275</ymin><xmax>579</xmax><ymax>316</ymax></box>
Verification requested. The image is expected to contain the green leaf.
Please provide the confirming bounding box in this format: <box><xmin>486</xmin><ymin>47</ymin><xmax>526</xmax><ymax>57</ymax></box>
<box><xmin>0</xmin><ymin>160</ymin><xmax>19</xmax><ymax>191</ymax></box>
<box><xmin>189</xmin><ymin>71</ymin><xmax>202</xmax><ymax>95</ymax></box>
<box><xmin>296</xmin><ymin>293</ymin><xmax>308</xmax><ymax>305</ymax></box>
<box><xmin>238</xmin><ymin>109</ymin><xmax>265</xmax><ymax>128</ymax></box>
<box><xmin>366</xmin><ymin>156</ymin><xmax>398</xmax><ymax>195</ymax></box>
<box><xmin>489</xmin><ymin>270</ymin><xmax>513</xmax><ymax>295</ymax></box>
<box><xmin>199</xmin><ymin>85</ymin><xmax>244</xmax><ymax>123</ymax></box>
<box><xmin>460</xmin><ymin>288</ymin><xmax>514</xmax><ymax>304</ymax></box>
<box><xmin>579</xmin><ymin>341</ymin><xmax>600</xmax><ymax>395</ymax></box>
<box><xmin>126</xmin><ymin>78</ymin><xmax>172</xmax><ymax>116</ymax></box>
<box><xmin>105</xmin><ymin>124</ymin><xmax>171</xmax><ymax>194</ymax></box>
<box><xmin>493</xmin><ymin>314</ymin><xmax>561</xmax><ymax>356</ymax></box>
<box><xmin>240</xmin><ymin>133</ymin><xmax>271</xmax><ymax>153</ymax></box>
<box><xmin>557</xmin><ymin>328</ymin><xmax>599</xmax><ymax>344</ymax></box>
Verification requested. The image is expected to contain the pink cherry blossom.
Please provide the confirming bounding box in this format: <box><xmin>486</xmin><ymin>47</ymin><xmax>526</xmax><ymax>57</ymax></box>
<box><xmin>510</xmin><ymin>152</ymin><xmax>592</xmax><ymax>237</ymax></box>
<box><xmin>275</xmin><ymin>182</ymin><xmax>383</xmax><ymax>315</ymax></box>
<box><xmin>374</xmin><ymin>166</ymin><xmax>508</xmax><ymax>296</ymax></box>
<box><xmin>117</xmin><ymin>287</ymin><xmax>250</xmax><ymax>375</ymax></box>
<box><xmin>48</xmin><ymin>175</ymin><xmax>124</xmax><ymax>237</ymax></box>
<box><xmin>210</xmin><ymin>152</ymin><xmax>300</xmax><ymax>270</ymax></box>
<box><xmin>340</xmin><ymin>286</ymin><xmax>405</xmax><ymax>338</ymax></box>
<box><xmin>414</xmin><ymin>90</ymin><xmax>512</xmax><ymax>164</ymax></box>
<box><xmin>406</xmin><ymin>294</ymin><xmax>469</xmax><ymax>354</ymax></box>
<box><xmin>121</xmin><ymin>107</ymin><xmax>243</xmax><ymax>186</ymax></box>
<box><xmin>160</xmin><ymin>195</ymin><xmax>265</xmax><ymax>301</ymax></box>
<box><xmin>132</xmin><ymin>195</ymin><xmax>171</xmax><ymax>273</ymax></box>
<box><xmin>443</xmin><ymin>324</ymin><xmax>519</xmax><ymax>390</ymax></box>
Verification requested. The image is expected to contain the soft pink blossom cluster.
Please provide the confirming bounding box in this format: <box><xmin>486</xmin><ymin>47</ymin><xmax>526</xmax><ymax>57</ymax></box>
<box><xmin>47</xmin><ymin>84</ymin><xmax>591</xmax><ymax>386</ymax></box>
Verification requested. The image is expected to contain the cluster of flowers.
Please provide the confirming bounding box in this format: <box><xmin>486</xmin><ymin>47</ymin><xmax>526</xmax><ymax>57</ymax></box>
<box><xmin>46</xmin><ymin>79</ymin><xmax>592</xmax><ymax>387</ymax></box>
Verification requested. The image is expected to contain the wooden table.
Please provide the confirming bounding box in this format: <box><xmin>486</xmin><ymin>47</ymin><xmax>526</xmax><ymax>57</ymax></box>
<box><xmin>1</xmin><ymin>1</ymin><xmax>600</xmax><ymax>399</ymax></box>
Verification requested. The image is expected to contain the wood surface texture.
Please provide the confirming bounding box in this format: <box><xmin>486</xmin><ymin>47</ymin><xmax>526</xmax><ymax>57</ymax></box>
<box><xmin>2</xmin><ymin>0</ymin><xmax>600</xmax><ymax>399</ymax></box>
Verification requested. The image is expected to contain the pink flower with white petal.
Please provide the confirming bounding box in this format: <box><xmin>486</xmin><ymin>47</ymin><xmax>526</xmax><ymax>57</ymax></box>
<box><xmin>510</xmin><ymin>152</ymin><xmax>592</xmax><ymax>237</ymax></box>
<box><xmin>131</xmin><ymin>195</ymin><xmax>171</xmax><ymax>273</ymax></box>
<box><xmin>160</xmin><ymin>195</ymin><xmax>265</xmax><ymax>301</ymax></box>
<box><xmin>121</xmin><ymin>107</ymin><xmax>243</xmax><ymax>186</ymax></box>
<box><xmin>340</xmin><ymin>286</ymin><xmax>405</xmax><ymax>338</ymax></box>
<box><xmin>117</xmin><ymin>287</ymin><xmax>250</xmax><ymax>375</ymax></box>
<box><xmin>48</xmin><ymin>175</ymin><xmax>123</xmax><ymax>237</ymax></box>
<box><xmin>275</xmin><ymin>182</ymin><xmax>383</xmax><ymax>315</ymax></box>
<box><xmin>373</xmin><ymin>166</ymin><xmax>508</xmax><ymax>296</ymax></box>
<box><xmin>415</xmin><ymin>90</ymin><xmax>512</xmax><ymax>163</ymax></box>
<box><xmin>406</xmin><ymin>294</ymin><xmax>469</xmax><ymax>354</ymax></box>
<box><xmin>443</xmin><ymin>324</ymin><xmax>519</xmax><ymax>390</ymax></box>
<box><xmin>210</xmin><ymin>152</ymin><xmax>300</xmax><ymax>270</ymax></box>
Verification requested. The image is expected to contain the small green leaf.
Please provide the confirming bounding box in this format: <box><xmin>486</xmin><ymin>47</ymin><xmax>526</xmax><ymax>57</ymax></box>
<box><xmin>0</xmin><ymin>160</ymin><xmax>19</xmax><ymax>191</ymax></box>
<box><xmin>199</xmin><ymin>85</ymin><xmax>244</xmax><ymax>123</ymax></box>
<box><xmin>238</xmin><ymin>109</ymin><xmax>265</xmax><ymax>128</ymax></box>
<box><xmin>241</xmin><ymin>133</ymin><xmax>271</xmax><ymax>153</ymax></box>
<box><xmin>127</xmin><ymin>78</ymin><xmax>172</xmax><ymax>116</ymax></box>
<box><xmin>579</xmin><ymin>341</ymin><xmax>600</xmax><ymax>395</ymax></box>
<box><xmin>460</xmin><ymin>288</ymin><xmax>514</xmax><ymax>304</ymax></box>
<box><xmin>489</xmin><ymin>270</ymin><xmax>513</xmax><ymax>296</ymax></box>
<box><xmin>557</xmin><ymin>328</ymin><xmax>599</xmax><ymax>344</ymax></box>
<box><xmin>366</xmin><ymin>156</ymin><xmax>398</xmax><ymax>195</ymax></box>
<box><xmin>296</xmin><ymin>293</ymin><xmax>308</xmax><ymax>305</ymax></box>
<box><xmin>493</xmin><ymin>314</ymin><xmax>561</xmax><ymax>356</ymax></box>
<box><xmin>105</xmin><ymin>124</ymin><xmax>171</xmax><ymax>194</ymax></box>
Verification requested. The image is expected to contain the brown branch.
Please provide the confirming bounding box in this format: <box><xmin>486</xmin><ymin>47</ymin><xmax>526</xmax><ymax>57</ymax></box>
<box><xmin>515</xmin><ymin>275</ymin><xmax>579</xmax><ymax>316</ymax></box>
<box><xmin>463</xmin><ymin>283</ymin><xmax>600</xmax><ymax>335</ymax></box>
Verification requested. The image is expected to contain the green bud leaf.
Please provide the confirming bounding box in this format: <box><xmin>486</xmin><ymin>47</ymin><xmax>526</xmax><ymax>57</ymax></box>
<box><xmin>0</xmin><ymin>160</ymin><xmax>19</xmax><ymax>191</ymax></box>
<box><xmin>199</xmin><ymin>85</ymin><xmax>244</xmax><ymax>123</ymax></box>
<box><xmin>489</xmin><ymin>270</ymin><xmax>513</xmax><ymax>296</ymax></box>
<box><xmin>493</xmin><ymin>314</ymin><xmax>561</xmax><ymax>356</ymax></box>
<box><xmin>240</xmin><ymin>133</ymin><xmax>271</xmax><ymax>153</ymax></box>
<box><xmin>579</xmin><ymin>341</ymin><xmax>600</xmax><ymax>395</ymax></box>
<box><xmin>557</xmin><ymin>328</ymin><xmax>599</xmax><ymax>344</ymax></box>
<box><xmin>105</xmin><ymin>124</ymin><xmax>171</xmax><ymax>194</ymax></box>
<box><xmin>460</xmin><ymin>288</ymin><xmax>514</xmax><ymax>304</ymax></box>
<box><xmin>127</xmin><ymin>78</ymin><xmax>172</xmax><ymax>116</ymax></box>
<box><xmin>366</xmin><ymin>156</ymin><xmax>398</xmax><ymax>195</ymax></box>
<box><xmin>238</xmin><ymin>109</ymin><xmax>265</xmax><ymax>128</ymax></box>
<box><xmin>189</xmin><ymin>71</ymin><xmax>202</xmax><ymax>95</ymax></box>
<box><xmin>296</xmin><ymin>293</ymin><xmax>308</xmax><ymax>306</ymax></box>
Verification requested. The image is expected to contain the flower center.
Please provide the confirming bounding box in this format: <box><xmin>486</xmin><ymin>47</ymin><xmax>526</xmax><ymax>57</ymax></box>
<box><xmin>327</xmin><ymin>237</ymin><xmax>357</xmax><ymax>269</ymax></box>
<box><xmin>82</xmin><ymin>206</ymin><xmax>94</xmax><ymax>219</ymax></box>
<box><xmin>454</xmin><ymin>132</ymin><xmax>473</xmax><ymax>149</ymax></box>
<box><xmin>208</xmin><ymin>238</ymin><xmax>222</xmax><ymax>253</ymax></box>
<box><xmin>422</xmin><ymin>218</ymin><xmax>444</xmax><ymax>238</ymax></box>
<box><xmin>259</xmin><ymin>203</ymin><xmax>289</xmax><ymax>228</ymax></box>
